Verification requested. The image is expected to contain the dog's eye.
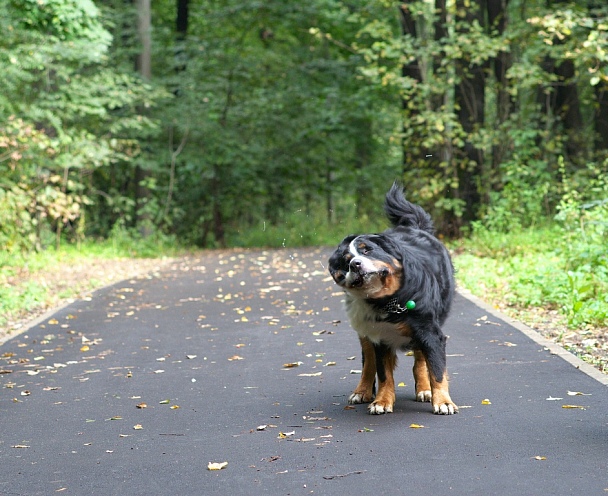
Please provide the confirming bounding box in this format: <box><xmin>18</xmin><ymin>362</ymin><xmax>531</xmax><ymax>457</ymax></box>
<box><xmin>361</xmin><ymin>247</ymin><xmax>372</xmax><ymax>255</ymax></box>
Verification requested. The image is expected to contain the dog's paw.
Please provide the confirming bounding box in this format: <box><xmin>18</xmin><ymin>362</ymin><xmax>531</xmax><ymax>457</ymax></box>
<box><xmin>348</xmin><ymin>392</ymin><xmax>374</xmax><ymax>404</ymax></box>
<box><xmin>368</xmin><ymin>401</ymin><xmax>393</xmax><ymax>415</ymax></box>
<box><xmin>416</xmin><ymin>390</ymin><xmax>432</xmax><ymax>403</ymax></box>
<box><xmin>432</xmin><ymin>401</ymin><xmax>459</xmax><ymax>415</ymax></box>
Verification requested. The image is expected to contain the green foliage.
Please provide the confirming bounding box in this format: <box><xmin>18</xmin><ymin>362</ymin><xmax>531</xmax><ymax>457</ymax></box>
<box><xmin>3</xmin><ymin>0</ymin><xmax>608</xmax><ymax>255</ymax></box>
<box><xmin>456</xmin><ymin>164</ymin><xmax>608</xmax><ymax>329</ymax></box>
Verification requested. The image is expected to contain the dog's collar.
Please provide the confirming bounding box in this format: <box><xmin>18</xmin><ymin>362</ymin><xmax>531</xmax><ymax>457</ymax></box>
<box><xmin>383</xmin><ymin>297</ymin><xmax>416</xmax><ymax>314</ymax></box>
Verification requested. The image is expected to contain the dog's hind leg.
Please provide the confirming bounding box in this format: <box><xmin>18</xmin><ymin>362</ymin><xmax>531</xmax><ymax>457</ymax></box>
<box><xmin>418</xmin><ymin>332</ymin><xmax>458</xmax><ymax>415</ymax></box>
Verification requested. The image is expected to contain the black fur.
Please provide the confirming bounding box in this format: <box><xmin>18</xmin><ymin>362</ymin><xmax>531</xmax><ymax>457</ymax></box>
<box><xmin>328</xmin><ymin>182</ymin><xmax>457</xmax><ymax>415</ymax></box>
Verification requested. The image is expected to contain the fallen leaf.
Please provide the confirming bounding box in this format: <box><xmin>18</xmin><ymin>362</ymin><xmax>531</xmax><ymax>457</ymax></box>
<box><xmin>80</xmin><ymin>345</ymin><xmax>90</xmax><ymax>352</ymax></box>
<box><xmin>278</xmin><ymin>431</ymin><xmax>295</xmax><ymax>439</ymax></box>
<box><xmin>567</xmin><ymin>391</ymin><xmax>591</xmax><ymax>396</ymax></box>
<box><xmin>282</xmin><ymin>362</ymin><xmax>302</xmax><ymax>368</ymax></box>
<box><xmin>324</xmin><ymin>362</ymin><xmax>336</xmax><ymax>367</ymax></box>
<box><xmin>397</xmin><ymin>382</ymin><xmax>406</xmax><ymax>387</ymax></box>
<box><xmin>159</xmin><ymin>399</ymin><xmax>170</xmax><ymax>404</ymax></box>
<box><xmin>170</xmin><ymin>405</ymin><xmax>180</xmax><ymax>410</ymax></box>
<box><xmin>481</xmin><ymin>399</ymin><xmax>492</xmax><ymax>405</ymax></box>
<box><xmin>186</xmin><ymin>355</ymin><xmax>197</xmax><ymax>360</ymax></box>
<box><xmin>21</xmin><ymin>390</ymin><xmax>31</xmax><ymax>396</ymax></box>
<box><xmin>256</xmin><ymin>425</ymin><xmax>268</xmax><ymax>431</ymax></box>
<box><xmin>344</xmin><ymin>405</ymin><xmax>356</xmax><ymax>410</ymax></box>
<box><xmin>133</xmin><ymin>424</ymin><xmax>143</xmax><ymax>430</ymax></box>
<box><xmin>562</xmin><ymin>404</ymin><xmax>586</xmax><ymax>410</ymax></box>
<box><xmin>12</xmin><ymin>445</ymin><xmax>30</xmax><ymax>449</ymax></box>
<box><xmin>298</xmin><ymin>372</ymin><xmax>322</xmax><ymax>377</ymax></box>
<box><xmin>108</xmin><ymin>416</ymin><xmax>123</xmax><ymax>421</ymax></box>
<box><xmin>409</xmin><ymin>423</ymin><xmax>425</xmax><ymax>429</ymax></box>
<box><xmin>533</xmin><ymin>456</ymin><xmax>547</xmax><ymax>461</ymax></box>
<box><xmin>546</xmin><ymin>396</ymin><xmax>563</xmax><ymax>401</ymax></box>
<box><xmin>228</xmin><ymin>355</ymin><xmax>244</xmax><ymax>361</ymax></box>
<box><xmin>207</xmin><ymin>462</ymin><xmax>228</xmax><ymax>470</ymax></box>
<box><xmin>136</xmin><ymin>403</ymin><xmax>147</xmax><ymax>409</ymax></box>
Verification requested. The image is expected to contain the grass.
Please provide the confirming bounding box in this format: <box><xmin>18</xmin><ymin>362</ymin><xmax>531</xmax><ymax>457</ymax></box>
<box><xmin>451</xmin><ymin>221</ymin><xmax>608</xmax><ymax>373</ymax></box>
<box><xmin>0</xmin><ymin>228</ymin><xmax>184</xmax><ymax>331</ymax></box>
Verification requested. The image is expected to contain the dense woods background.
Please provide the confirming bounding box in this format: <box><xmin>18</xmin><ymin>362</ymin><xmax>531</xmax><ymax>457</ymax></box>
<box><xmin>2</xmin><ymin>0</ymin><xmax>608</xmax><ymax>251</ymax></box>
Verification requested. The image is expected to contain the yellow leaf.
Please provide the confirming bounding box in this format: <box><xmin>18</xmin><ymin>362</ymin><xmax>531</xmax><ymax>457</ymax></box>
<box><xmin>562</xmin><ymin>404</ymin><xmax>586</xmax><ymax>410</ymax></box>
<box><xmin>207</xmin><ymin>461</ymin><xmax>228</xmax><ymax>471</ymax></box>
<box><xmin>48</xmin><ymin>319</ymin><xmax>59</xmax><ymax>325</ymax></box>
<box><xmin>80</xmin><ymin>345</ymin><xmax>90</xmax><ymax>352</ymax></box>
<box><xmin>282</xmin><ymin>362</ymin><xmax>302</xmax><ymax>368</ymax></box>
<box><xmin>170</xmin><ymin>405</ymin><xmax>180</xmax><ymax>410</ymax></box>
<box><xmin>133</xmin><ymin>424</ymin><xmax>143</xmax><ymax>430</ymax></box>
<box><xmin>409</xmin><ymin>423</ymin><xmax>425</xmax><ymax>429</ymax></box>
<box><xmin>397</xmin><ymin>382</ymin><xmax>406</xmax><ymax>387</ymax></box>
<box><xmin>228</xmin><ymin>355</ymin><xmax>244</xmax><ymax>361</ymax></box>
<box><xmin>481</xmin><ymin>399</ymin><xmax>492</xmax><ymax>405</ymax></box>
<box><xmin>533</xmin><ymin>456</ymin><xmax>547</xmax><ymax>461</ymax></box>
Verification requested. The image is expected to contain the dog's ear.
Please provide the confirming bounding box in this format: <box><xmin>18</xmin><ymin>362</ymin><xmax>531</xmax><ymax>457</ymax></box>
<box><xmin>340</xmin><ymin>234</ymin><xmax>358</xmax><ymax>245</ymax></box>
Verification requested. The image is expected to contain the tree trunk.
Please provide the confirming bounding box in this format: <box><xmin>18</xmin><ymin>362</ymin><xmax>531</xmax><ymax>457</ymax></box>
<box><xmin>487</xmin><ymin>0</ymin><xmax>512</xmax><ymax>170</ymax></box>
<box><xmin>135</xmin><ymin>0</ymin><xmax>152</xmax><ymax>235</ymax></box>
<box><xmin>399</xmin><ymin>3</ymin><xmax>423</xmax><ymax>172</ymax></box>
<box><xmin>454</xmin><ymin>0</ymin><xmax>486</xmax><ymax>232</ymax></box>
<box><xmin>175</xmin><ymin>0</ymin><xmax>189</xmax><ymax>74</ymax></box>
<box><xmin>594</xmin><ymin>83</ymin><xmax>608</xmax><ymax>158</ymax></box>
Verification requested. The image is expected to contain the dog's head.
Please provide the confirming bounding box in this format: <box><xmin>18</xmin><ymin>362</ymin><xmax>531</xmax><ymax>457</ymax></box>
<box><xmin>328</xmin><ymin>234</ymin><xmax>402</xmax><ymax>299</ymax></box>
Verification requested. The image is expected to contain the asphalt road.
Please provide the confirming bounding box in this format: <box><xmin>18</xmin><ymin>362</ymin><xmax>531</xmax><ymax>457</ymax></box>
<box><xmin>1</xmin><ymin>248</ymin><xmax>607</xmax><ymax>495</ymax></box>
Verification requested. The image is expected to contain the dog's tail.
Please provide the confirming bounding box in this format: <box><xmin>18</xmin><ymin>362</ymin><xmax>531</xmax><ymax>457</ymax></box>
<box><xmin>384</xmin><ymin>182</ymin><xmax>435</xmax><ymax>234</ymax></box>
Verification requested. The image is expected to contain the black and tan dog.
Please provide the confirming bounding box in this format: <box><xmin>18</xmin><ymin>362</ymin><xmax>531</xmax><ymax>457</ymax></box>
<box><xmin>328</xmin><ymin>183</ymin><xmax>458</xmax><ymax>415</ymax></box>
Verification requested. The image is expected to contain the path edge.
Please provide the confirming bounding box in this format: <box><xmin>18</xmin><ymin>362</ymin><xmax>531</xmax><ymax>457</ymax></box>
<box><xmin>457</xmin><ymin>287</ymin><xmax>608</xmax><ymax>386</ymax></box>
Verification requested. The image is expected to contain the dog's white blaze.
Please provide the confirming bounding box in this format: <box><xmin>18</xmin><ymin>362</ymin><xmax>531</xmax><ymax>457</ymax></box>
<box><xmin>347</xmin><ymin>238</ymin><xmax>377</xmax><ymax>272</ymax></box>
<box><xmin>344</xmin><ymin>238</ymin><xmax>386</xmax><ymax>293</ymax></box>
<box><xmin>345</xmin><ymin>296</ymin><xmax>412</xmax><ymax>350</ymax></box>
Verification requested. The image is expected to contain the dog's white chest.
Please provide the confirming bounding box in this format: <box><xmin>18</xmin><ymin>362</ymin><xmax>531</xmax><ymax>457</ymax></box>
<box><xmin>345</xmin><ymin>296</ymin><xmax>412</xmax><ymax>350</ymax></box>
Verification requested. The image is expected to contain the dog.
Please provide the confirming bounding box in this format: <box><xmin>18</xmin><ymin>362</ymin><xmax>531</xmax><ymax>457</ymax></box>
<box><xmin>328</xmin><ymin>183</ymin><xmax>458</xmax><ymax>415</ymax></box>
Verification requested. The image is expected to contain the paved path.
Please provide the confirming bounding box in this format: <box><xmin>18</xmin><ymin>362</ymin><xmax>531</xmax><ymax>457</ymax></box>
<box><xmin>1</xmin><ymin>248</ymin><xmax>607</xmax><ymax>495</ymax></box>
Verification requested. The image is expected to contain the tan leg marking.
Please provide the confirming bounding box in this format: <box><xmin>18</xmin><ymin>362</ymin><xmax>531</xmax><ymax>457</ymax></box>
<box><xmin>348</xmin><ymin>337</ymin><xmax>376</xmax><ymax>404</ymax></box>
<box><xmin>369</xmin><ymin>350</ymin><xmax>397</xmax><ymax>414</ymax></box>
<box><xmin>413</xmin><ymin>350</ymin><xmax>432</xmax><ymax>403</ymax></box>
<box><xmin>428</xmin><ymin>367</ymin><xmax>458</xmax><ymax>415</ymax></box>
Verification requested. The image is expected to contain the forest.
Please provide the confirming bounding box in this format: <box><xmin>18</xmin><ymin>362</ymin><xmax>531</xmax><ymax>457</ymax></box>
<box><xmin>1</xmin><ymin>0</ymin><xmax>607</xmax><ymax>249</ymax></box>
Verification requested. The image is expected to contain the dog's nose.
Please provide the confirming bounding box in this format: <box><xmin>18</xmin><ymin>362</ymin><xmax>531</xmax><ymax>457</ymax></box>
<box><xmin>349</xmin><ymin>258</ymin><xmax>362</xmax><ymax>271</ymax></box>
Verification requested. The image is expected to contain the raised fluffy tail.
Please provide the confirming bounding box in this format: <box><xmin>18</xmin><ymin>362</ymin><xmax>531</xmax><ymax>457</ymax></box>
<box><xmin>384</xmin><ymin>182</ymin><xmax>435</xmax><ymax>234</ymax></box>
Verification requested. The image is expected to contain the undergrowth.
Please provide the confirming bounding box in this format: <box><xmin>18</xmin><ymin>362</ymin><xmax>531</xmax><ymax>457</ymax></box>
<box><xmin>453</xmin><ymin>194</ymin><xmax>608</xmax><ymax>330</ymax></box>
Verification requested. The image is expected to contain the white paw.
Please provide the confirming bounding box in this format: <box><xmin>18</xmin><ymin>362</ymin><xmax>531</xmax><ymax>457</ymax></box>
<box><xmin>368</xmin><ymin>402</ymin><xmax>393</xmax><ymax>415</ymax></box>
<box><xmin>348</xmin><ymin>392</ymin><xmax>373</xmax><ymax>404</ymax></box>
<box><xmin>416</xmin><ymin>390</ymin><xmax>432</xmax><ymax>403</ymax></box>
<box><xmin>433</xmin><ymin>403</ymin><xmax>458</xmax><ymax>415</ymax></box>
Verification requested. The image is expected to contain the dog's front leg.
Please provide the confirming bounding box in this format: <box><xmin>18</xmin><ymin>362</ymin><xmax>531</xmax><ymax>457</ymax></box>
<box><xmin>348</xmin><ymin>336</ymin><xmax>376</xmax><ymax>404</ymax></box>
<box><xmin>368</xmin><ymin>342</ymin><xmax>396</xmax><ymax>414</ymax></box>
